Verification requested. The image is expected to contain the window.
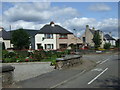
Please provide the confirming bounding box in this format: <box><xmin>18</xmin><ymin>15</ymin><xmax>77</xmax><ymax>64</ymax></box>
<box><xmin>59</xmin><ymin>44</ymin><xmax>67</xmax><ymax>49</ymax></box>
<box><xmin>44</xmin><ymin>44</ymin><xmax>54</xmax><ymax>49</ymax></box>
<box><xmin>83</xmin><ymin>37</ymin><xmax>86</xmax><ymax>42</ymax></box>
<box><xmin>59</xmin><ymin>34</ymin><xmax>67</xmax><ymax>39</ymax></box>
<box><xmin>37</xmin><ymin>44</ymin><xmax>42</xmax><ymax>49</ymax></box>
<box><xmin>44</xmin><ymin>34</ymin><xmax>53</xmax><ymax>39</ymax></box>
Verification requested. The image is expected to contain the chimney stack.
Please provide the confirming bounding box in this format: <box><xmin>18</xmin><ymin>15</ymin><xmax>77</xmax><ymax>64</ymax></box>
<box><xmin>86</xmin><ymin>25</ymin><xmax>89</xmax><ymax>30</ymax></box>
<box><xmin>92</xmin><ymin>27</ymin><xmax>95</xmax><ymax>30</ymax></box>
<box><xmin>0</xmin><ymin>27</ymin><xmax>4</xmax><ymax>31</ymax></box>
<box><xmin>50</xmin><ymin>21</ymin><xmax>55</xmax><ymax>27</ymax></box>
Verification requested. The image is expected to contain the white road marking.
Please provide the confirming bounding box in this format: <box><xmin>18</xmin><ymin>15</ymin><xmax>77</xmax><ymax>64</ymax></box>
<box><xmin>88</xmin><ymin>68</ymin><xmax>108</xmax><ymax>85</ymax></box>
<box><xmin>100</xmin><ymin>59</ymin><xmax>109</xmax><ymax>64</ymax></box>
<box><xmin>91</xmin><ymin>68</ymin><xmax>103</xmax><ymax>72</ymax></box>
<box><xmin>96</xmin><ymin>61</ymin><xmax>101</xmax><ymax>64</ymax></box>
<box><xmin>50</xmin><ymin>70</ymin><xmax>86</xmax><ymax>89</ymax></box>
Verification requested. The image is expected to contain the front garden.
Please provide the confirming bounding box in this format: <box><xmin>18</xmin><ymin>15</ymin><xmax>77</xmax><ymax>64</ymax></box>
<box><xmin>2</xmin><ymin>49</ymin><xmax>71</xmax><ymax>64</ymax></box>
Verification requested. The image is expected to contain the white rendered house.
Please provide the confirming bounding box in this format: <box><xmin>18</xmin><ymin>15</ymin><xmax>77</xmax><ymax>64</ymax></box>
<box><xmin>35</xmin><ymin>22</ymin><xmax>82</xmax><ymax>50</ymax></box>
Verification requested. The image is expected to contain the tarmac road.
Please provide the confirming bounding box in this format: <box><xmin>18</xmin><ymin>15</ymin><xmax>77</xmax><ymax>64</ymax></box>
<box><xmin>13</xmin><ymin>53</ymin><xmax>119</xmax><ymax>89</ymax></box>
<box><xmin>56</xmin><ymin>54</ymin><xmax>119</xmax><ymax>88</ymax></box>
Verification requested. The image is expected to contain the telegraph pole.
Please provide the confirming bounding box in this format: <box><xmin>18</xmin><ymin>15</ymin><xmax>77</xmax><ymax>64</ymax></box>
<box><xmin>73</xmin><ymin>29</ymin><xmax>77</xmax><ymax>52</ymax></box>
<box><xmin>10</xmin><ymin>25</ymin><xmax>11</xmax><ymax>48</ymax></box>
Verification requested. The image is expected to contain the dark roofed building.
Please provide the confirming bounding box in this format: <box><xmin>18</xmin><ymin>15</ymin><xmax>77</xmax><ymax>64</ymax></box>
<box><xmin>0</xmin><ymin>27</ymin><xmax>11</xmax><ymax>49</ymax></box>
<box><xmin>104</xmin><ymin>34</ymin><xmax>116</xmax><ymax>46</ymax></box>
<box><xmin>0</xmin><ymin>29</ymin><xmax>10</xmax><ymax>40</ymax></box>
<box><xmin>104</xmin><ymin>34</ymin><xmax>116</xmax><ymax>40</ymax></box>
<box><xmin>35</xmin><ymin>21</ymin><xmax>82</xmax><ymax>50</ymax></box>
<box><xmin>39</xmin><ymin>24</ymin><xmax>73</xmax><ymax>34</ymax></box>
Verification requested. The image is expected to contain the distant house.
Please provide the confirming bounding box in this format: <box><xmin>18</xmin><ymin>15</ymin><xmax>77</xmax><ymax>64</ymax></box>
<box><xmin>104</xmin><ymin>34</ymin><xmax>116</xmax><ymax>46</ymax></box>
<box><xmin>80</xmin><ymin>25</ymin><xmax>105</xmax><ymax>48</ymax></box>
<box><xmin>0</xmin><ymin>27</ymin><xmax>11</xmax><ymax>49</ymax></box>
<box><xmin>35</xmin><ymin>22</ymin><xmax>82</xmax><ymax>50</ymax></box>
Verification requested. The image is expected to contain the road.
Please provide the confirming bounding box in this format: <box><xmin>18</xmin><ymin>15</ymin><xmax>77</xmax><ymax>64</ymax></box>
<box><xmin>14</xmin><ymin>53</ymin><xmax>119</xmax><ymax>89</ymax></box>
<box><xmin>56</xmin><ymin>54</ymin><xmax>119</xmax><ymax>88</ymax></box>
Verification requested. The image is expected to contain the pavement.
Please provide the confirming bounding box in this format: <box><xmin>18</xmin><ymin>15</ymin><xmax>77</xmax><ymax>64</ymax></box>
<box><xmin>2</xmin><ymin>62</ymin><xmax>54</xmax><ymax>82</ymax></box>
<box><xmin>4</xmin><ymin>53</ymin><xmax>119</xmax><ymax>89</ymax></box>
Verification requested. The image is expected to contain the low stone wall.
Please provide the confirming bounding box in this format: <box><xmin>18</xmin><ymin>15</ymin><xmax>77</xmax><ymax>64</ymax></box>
<box><xmin>0</xmin><ymin>65</ymin><xmax>15</xmax><ymax>87</ymax></box>
<box><xmin>55</xmin><ymin>55</ymin><xmax>82</xmax><ymax>70</ymax></box>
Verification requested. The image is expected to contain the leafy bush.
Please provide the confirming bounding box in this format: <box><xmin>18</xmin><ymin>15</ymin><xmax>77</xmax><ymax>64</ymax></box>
<box><xmin>15</xmin><ymin>50</ymin><xmax>29</xmax><ymax>58</ymax></box>
<box><xmin>104</xmin><ymin>43</ymin><xmax>111</xmax><ymax>49</ymax></box>
<box><xmin>3</xmin><ymin>51</ymin><xmax>16</xmax><ymax>58</ymax></box>
<box><xmin>4</xmin><ymin>57</ymin><xmax>17</xmax><ymax>63</ymax></box>
<box><xmin>50</xmin><ymin>60</ymin><xmax>56</xmax><ymax>66</ymax></box>
<box><xmin>32</xmin><ymin>50</ymin><xmax>43</xmax><ymax>61</ymax></box>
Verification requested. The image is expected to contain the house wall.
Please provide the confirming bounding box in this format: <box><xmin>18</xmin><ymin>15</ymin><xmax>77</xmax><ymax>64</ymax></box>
<box><xmin>85</xmin><ymin>29</ymin><xmax>94</xmax><ymax>46</ymax></box>
<box><xmin>0</xmin><ymin>37</ymin><xmax>11</xmax><ymax>49</ymax></box>
<box><xmin>104</xmin><ymin>40</ymin><xmax>116</xmax><ymax>46</ymax></box>
<box><xmin>80</xmin><ymin>27</ymin><xmax>105</xmax><ymax>48</ymax></box>
<box><xmin>99</xmin><ymin>32</ymin><xmax>105</xmax><ymax>48</ymax></box>
<box><xmin>35</xmin><ymin>34</ymin><xmax>57</xmax><ymax>50</ymax></box>
<box><xmin>56</xmin><ymin>34</ymin><xmax>82</xmax><ymax>49</ymax></box>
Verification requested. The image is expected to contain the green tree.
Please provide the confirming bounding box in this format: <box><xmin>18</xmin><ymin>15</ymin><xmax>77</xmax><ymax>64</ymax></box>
<box><xmin>92</xmin><ymin>31</ymin><xmax>102</xmax><ymax>49</ymax></box>
<box><xmin>104</xmin><ymin>43</ymin><xmax>111</xmax><ymax>49</ymax></box>
<box><xmin>2</xmin><ymin>42</ymin><xmax>5</xmax><ymax>50</ymax></box>
<box><xmin>11</xmin><ymin>28</ymin><xmax>30</xmax><ymax>50</ymax></box>
<box><xmin>115</xmin><ymin>39</ymin><xmax>120</xmax><ymax>48</ymax></box>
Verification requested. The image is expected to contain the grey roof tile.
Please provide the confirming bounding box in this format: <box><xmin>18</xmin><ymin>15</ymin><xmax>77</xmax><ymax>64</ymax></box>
<box><xmin>39</xmin><ymin>25</ymin><xmax>73</xmax><ymax>34</ymax></box>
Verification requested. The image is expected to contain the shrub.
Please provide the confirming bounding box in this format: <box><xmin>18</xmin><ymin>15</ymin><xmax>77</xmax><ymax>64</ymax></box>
<box><xmin>3</xmin><ymin>51</ymin><xmax>16</xmax><ymax>58</ymax></box>
<box><xmin>104</xmin><ymin>43</ymin><xmax>111</xmax><ymax>49</ymax></box>
<box><xmin>15</xmin><ymin>50</ymin><xmax>28</xmax><ymax>58</ymax></box>
<box><xmin>32</xmin><ymin>50</ymin><xmax>43</xmax><ymax>61</ymax></box>
<box><xmin>4</xmin><ymin>57</ymin><xmax>17</xmax><ymax>63</ymax></box>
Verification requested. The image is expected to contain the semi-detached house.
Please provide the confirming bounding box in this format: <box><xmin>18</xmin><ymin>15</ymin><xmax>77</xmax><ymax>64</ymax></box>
<box><xmin>35</xmin><ymin>22</ymin><xmax>82</xmax><ymax>50</ymax></box>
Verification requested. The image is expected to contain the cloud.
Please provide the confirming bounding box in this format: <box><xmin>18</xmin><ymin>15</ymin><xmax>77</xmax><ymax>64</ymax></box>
<box><xmin>61</xmin><ymin>17</ymin><xmax>118</xmax><ymax>37</ymax></box>
<box><xmin>2</xmin><ymin>2</ymin><xmax>118</xmax><ymax>38</ymax></box>
<box><xmin>3</xmin><ymin>2</ymin><xmax>79</xmax><ymax>23</ymax></box>
<box><xmin>89</xmin><ymin>3</ymin><xmax>111</xmax><ymax>12</ymax></box>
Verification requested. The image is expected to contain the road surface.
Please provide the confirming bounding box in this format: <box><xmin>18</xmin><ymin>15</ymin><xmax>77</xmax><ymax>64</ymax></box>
<box><xmin>13</xmin><ymin>53</ymin><xmax>119</xmax><ymax>89</ymax></box>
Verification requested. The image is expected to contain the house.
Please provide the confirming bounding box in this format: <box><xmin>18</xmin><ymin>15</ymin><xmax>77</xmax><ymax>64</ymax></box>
<box><xmin>0</xmin><ymin>27</ymin><xmax>11</xmax><ymax>49</ymax></box>
<box><xmin>35</xmin><ymin>22</ymin><xmax>82</xmax><ymax>50</ymax></box>
<box><xmin>80</xmin><ymin>25</ymin><xmax>104</xmax><ymax>48</ymax></box>
<box><xmin>104</xmin><ymin>34</ymin><xmax>116</xmax><ymax>46</ymax></box>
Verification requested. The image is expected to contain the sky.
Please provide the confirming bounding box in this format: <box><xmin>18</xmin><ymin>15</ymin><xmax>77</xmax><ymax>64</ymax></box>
<box><xmin>0</xmin><ymin>1</ymin><xmax>118</xmax><ymax>38</ymax></box>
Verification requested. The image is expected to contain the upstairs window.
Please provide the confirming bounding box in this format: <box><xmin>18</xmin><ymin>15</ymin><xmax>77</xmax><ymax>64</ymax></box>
<box><xmin>45</xmin><ymin>34</ymin><xmax>53</xmax><ymax>39</ymax></box>
<box><xmin>59</xmin><ymin>34</ymin><xmax>67</xmax><ymax>39</ymax></box>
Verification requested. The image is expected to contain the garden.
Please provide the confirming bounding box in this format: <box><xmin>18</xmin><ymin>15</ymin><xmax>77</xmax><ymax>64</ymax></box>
<box><xmin>2</xmin><ymin>49</ymin><xmax>71</xmax><ymax>65</ymax></box>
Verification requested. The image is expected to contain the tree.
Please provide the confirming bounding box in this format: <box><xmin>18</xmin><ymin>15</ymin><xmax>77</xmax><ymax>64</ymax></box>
<box><xmin>11</xmin><ymin>28</ymin><xmax>30</xmax><ymax>50</ymax></box>
<box><xmin>92</xmin><ymin>31</ymin><xmax>102</xmax><ymax>49</ymax></box>
<box><xmin>104</xmin><ymin>43</ymin><xmax>111</xmax><ymax>49</ymax></box>
<box><xmin>115</xmin><ymin>39</ymin><xmax>120</xmax><ymax>48</ymax></box>
<box><xmin>2</xmin><ymin>42</ymin><xmax>5</xmax><ymax>50</ymax></box>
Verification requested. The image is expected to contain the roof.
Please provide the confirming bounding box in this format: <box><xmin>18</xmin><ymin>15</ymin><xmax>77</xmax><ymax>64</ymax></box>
<box><xmin>38</xmin><ymin>24</ymin><xmax>73</xmax><ymax>34</ymax></box>
<box><xmin>21</xmin><ymin>29</ymin><xmax>39</xmax><ymax>36</ymax></box>
<box><xmin>89</xmin><ymin>29</ymin><xmax>95</xmax><ymax>34</ymax></box>
<box><xmin>9</xmin><ymin>29</ymin><xmax>39</xmax><ymax>37</ymax></box>
<box><xmin>89</xmin><ymin>29</ymin><xmax>102</xmax><ymax>34</ymax></box>
<box><xmin>104</xmin><ymin>34</ymin><xmax>116</xmax><ymax>40</ymax></box>
<box><xmin>0</xmin><ymin>30</ymin><xmax>10</xmax><ymax>40</ymax></box>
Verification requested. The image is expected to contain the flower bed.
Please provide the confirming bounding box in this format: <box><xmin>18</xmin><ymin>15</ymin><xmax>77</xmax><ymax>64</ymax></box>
<box><xmin>2</xmin><ymin>49</ymin><xmax>70</xmax><ymax>63</ymax></box>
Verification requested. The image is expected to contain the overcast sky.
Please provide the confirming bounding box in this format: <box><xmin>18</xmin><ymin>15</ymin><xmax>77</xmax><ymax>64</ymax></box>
<box><xmin>1</xmin><ymin>2</ymin><xmax>118</xmax><ymax>38</ymax></box>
